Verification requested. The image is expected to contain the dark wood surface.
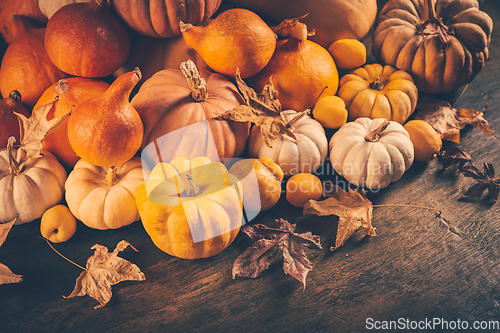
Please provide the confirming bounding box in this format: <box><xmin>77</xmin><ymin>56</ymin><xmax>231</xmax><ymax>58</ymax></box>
<box><xmin>2</xmin><ymin>1</ymin><xmax>500</xmax><ymax>332</ymax></box>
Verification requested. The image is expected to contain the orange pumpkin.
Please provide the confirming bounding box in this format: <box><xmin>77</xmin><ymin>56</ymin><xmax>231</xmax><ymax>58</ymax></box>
<box><xmin>0</xmin><ymin>90</ymin><xmax>30</xmax><ymax>149</ymax></box>
<box><xmin>131</xmin><ymin>60</ymin><xmax>250</xmax><ymax>164</ymax></box>
<box><xmin>0</xmin><ymin>0</ymin><xmax>47</xmax><ymax>44</ymax></box>
<box><xmin>33</xmin><ymin>77</ymin><xmax>110</xmax><ymax>168</ymax></box>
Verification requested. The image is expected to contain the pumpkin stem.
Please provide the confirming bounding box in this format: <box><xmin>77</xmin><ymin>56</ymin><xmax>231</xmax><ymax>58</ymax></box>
<box><xmin>103</xmin><ymin>166</ymin><xmax>119</xmax><ymax>186</ymax></box>
<box><xmin>179</xmin><ymin>21</ymin><xmax>193</xmax><ymax>34</ymax></box>
<box><xmin>55</xmin><ymin>79</ymin><xmax>69</xmax><ymax>95</ymax></box>
<box><xmin>180</xmin><ymin>60</ymin><xmax>208</xmax><ymax>102</ymax></box>
<box><xmin>418</xmin><ymin>0</ymin><xmax>449</xmax><ymax>45</ymax></box>
<box><xmin>423</xmin><ymin>0</ymin><xmax>437</xmax><ymax>22</ymax></box>
<box><xmin>184</xmin><ymin>174</ymin><xmax>201</xmax><ymax>196</ymax></box>
<box><xmin>7</xmin><ymin>90</ymin><xmax>21</xmax><ymax>106</ymax></box>
<box><xmin>369</xmin><ymin>77</ymin><xmax>385</xmax><ymax>91</ymax></box>
<box><xmin>285</xmin><ymin>109</ymin><xmax>311</xmax><ymax>132</ymax></box>
<box><xmin>6</xmin><ymin>136</ymin><xmax>24</xmax><ymax>175</ymax></box>
<box><xmin>291</xmin><ymin>22</ymin><xmax>309</xmax><ymax>42</ymax></box>
<box><xmin>364</xmin><ymin>119</ymin><xmax>390</xmax><ymax>142</ymax></box>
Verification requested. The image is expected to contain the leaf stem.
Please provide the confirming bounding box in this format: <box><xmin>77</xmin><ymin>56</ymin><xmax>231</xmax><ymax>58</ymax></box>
<box><xmin>45</xmin><ymin>238</ymin><xmax>86</xmax><ymax>271</ymax></box>
<box><xmin>372</xmin><ymin>203</ymin><xmax>441</xmax><ymax>214</ymax></box>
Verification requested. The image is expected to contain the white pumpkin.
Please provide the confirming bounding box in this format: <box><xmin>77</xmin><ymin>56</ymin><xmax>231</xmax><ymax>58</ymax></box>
<box><xmin>38</xmin><ymin>0</ymin><xmax>91</xmax><ymax>19</ymax></box>
<box><xmin>65</xmin><ymin>156</ymin><xmax>149</xmax><ymax>230</ymax></box>
<box><xmin>0</xmin><ymin>145</ymin><xmax>67</xmax><ymax>224</ymax></box>
<box><xmin>329</xmin><ymin>117</ymin><xmax>414</xmax><ymax>190</ymax></box>
<box><xmin>248</xmin><ymin>110</ymin><xmax>328</xmax><ymax>176</ymax></box>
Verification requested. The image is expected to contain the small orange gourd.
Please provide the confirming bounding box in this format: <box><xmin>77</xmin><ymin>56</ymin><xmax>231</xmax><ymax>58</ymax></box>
<box><xmin>0</xmin><ymin>90</ymin><xmax>30</xmax><ymax>149</ymax></box>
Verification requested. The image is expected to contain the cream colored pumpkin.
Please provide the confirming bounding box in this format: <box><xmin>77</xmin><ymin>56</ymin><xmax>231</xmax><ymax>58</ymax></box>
<box><xmin>65</xmin><ymin>156</ymin><xmax>148</xmax><ymax>230</ymax></box>
<box><xmin>329</xmin><ymin>118</ymin><xmax>414</xmax><ymax>190</ymax></box>
<box><xmin>248</xmin><ymin>111</ymin><xmax>328</xmax><ymax>176</ymax></box>
<box><xmin>0</xmin><ymin>145</ymin><xmax>67</xmax><ymax>224</ymax></box>
<box><xmin>38</xmin><ymin>0</ymin><xmax>91</xmax><ymax>19</ymax></box>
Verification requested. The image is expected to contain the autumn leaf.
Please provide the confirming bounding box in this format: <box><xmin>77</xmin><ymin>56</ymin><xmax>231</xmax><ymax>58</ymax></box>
<box><xmin>459</xmin><ymin>162</ymin><xmax>499</xmax><ymax>202</ymax></box>
<box><xmin>0</xmin><ymin>218</ymin><xmax>23</xmax><ymax>285</ymax></box>
<box><xmin>414</xmin><ymin>96</ymin><xmax>492</xmax><ymax>143</ymax></box>
<box><xmin>64</xmin><ymin>240</ymin><xmax>146</xmax><ymax>309</ymax></box>
<box><xmin>438</xmin><ymin>146</ymin><xmax>472</xmax><ymax>170</ymax></box>
<box><xmin>303</xmin><ymin>185</ymin><xmax>376</xmax><ymax>251</ymax></box>
<box><xmin>217</xmin><ymin>70</ymin><xmax>298</xmax><ymax>148</ymax></box>
<box><xmin>232</xmin><ymin>218</ymin><xmax>322</xmax><ymax>289</ymax></box>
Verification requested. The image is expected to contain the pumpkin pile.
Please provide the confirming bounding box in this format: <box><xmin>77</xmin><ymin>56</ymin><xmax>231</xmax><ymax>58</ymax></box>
<box><xmin>0</xmin><ymin>0</ymin><xmax>493</xmax><ymax>263</ymax></box>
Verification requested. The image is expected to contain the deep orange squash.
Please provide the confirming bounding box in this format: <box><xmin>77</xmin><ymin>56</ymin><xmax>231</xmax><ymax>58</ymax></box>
<box><xmin>0</xmin><ymin>90</ymin><xmax>30</xmax><ymax>149</ymax></box>
<box><xmin>0</xmin><ymin>0</ymin><xmax>47</xmax><ymax>44</ymax></box>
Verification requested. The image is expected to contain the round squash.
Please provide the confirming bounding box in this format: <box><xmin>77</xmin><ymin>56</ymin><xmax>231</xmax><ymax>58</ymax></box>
<box><xmin>404</xmin><ymin>120</ymin><xmax>442</xmax><ymax>162</ymax></box>
<box><xmin>372</xmin><ymin>0</ymin><xmax>493</xmax><ymax>94</ymax></box>
<box><xmin>248</xmin><ymin>110</ymin><xmax>328</xmax><ymax>176</ymax></box>
<box><xmin>225</xmin><ymin>0</ymin><xmax>377</xmax><ymax>49</ymax></box>
<box><xmin>107</xmin><ymin>0</ymin><xmax>222</xmax><ymax>38</ymax></box>
<box><xmin>0</xmin><ymin>90</ymin><xmax>30</xmax><ymax>149</ymax></box>
<box><xmin>136</xmin><ymin>156</ymin><xmax>243</xmax><ymax>259</ymax></box>
<box><xmin>338</xmin><ymin>63</ymin><xmax>418</xmax><ymax>124</ymax></box>
<box><xmin>0</xmin><ymin>0</ymin><xmax>47</xmax><ymax>44</ymax></box>
<box><xmin>131</xmin><ymin>60</ymin><xmax>250</xmax><ymax>164</ymax></box>
<box><xmin>329</xmin><ymin>118</ymin><xmax>414</xmax><ymax>190</ymax></box>
<box><xmin>65</xmin><ymin>157</ymin><xmax>147</xmax><ymax>230</ymax></box>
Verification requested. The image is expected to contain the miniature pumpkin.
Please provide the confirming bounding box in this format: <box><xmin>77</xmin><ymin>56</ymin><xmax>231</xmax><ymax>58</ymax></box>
<box><xmin>136</xmin><ymin>156</ymin><xmax>243</xmax><ymax>259</ymax></box>
<box><xmin>44</xmin><ymin>0</ymin><xmax>131</xmax><ymax>78</ymax></box>
<box><xmin>0</xmin><ymin>16</ymin><xmax>67</xmax><ymax>109</ymax></box>
<box><xmin>65</xmin><ymin>157</ymin><xmax>147</xmax><ymax>230</ymax></box>
<box><xmin>338</xmin><ymin>63</ymin><xmax>418</xmax><ymax>124</ymax></box>
<box><xmin>225</xmin><ymin>0</ymin><xmax>377</xmax><ymax>49</ymax></box>
<box><xmin>404</xmin><ymin>120</ymin><xmax>442</xmax><ymax>162</ymax></box>
<box><xmin>131</xmin><ymin>60</ymin><xmax>250</xmax><ymax>163</ymax></box>
<box><xmin>108</xmin><ymin>0</ymin><xmax>222</xmax><ymax>38</ymax></box>
<box><xmin>329</xmin><ymin>118</ymin><xmax>414</xmax><ymax>190</ymax></box>
<box><xmin>0</xmin><ymin>0</ymin><xmax>47</xmax><ymax>44</ymax></box>
<box><xmin>34</xmin><ymin>77</ymin><xmax>110</xmax><ymax>168</ymax></box>
<box><xmin>248</xmin><ymin>110</ymin><xmax>328</xmax><ymax>176</ymax></box>
<box><xmin>372</xmin><ymin>0</ymin><xmax>493</xmax><ymax>94</ymax></box>
<box><xmin>0</xmin><ymin>90</ymin><xmax>30</xmax><ymax>149</ymax></box>
<box><xmin>38</xmin><ymin>0</ymin><xmax>91</xmax><ymax>19</ymax></box>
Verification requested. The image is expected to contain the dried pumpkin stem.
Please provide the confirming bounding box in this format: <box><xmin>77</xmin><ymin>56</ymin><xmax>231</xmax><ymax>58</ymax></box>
<box><xmin>423</xmin><ymin>0</ymin><xmax>437</xmax><ymax>22</ymax></box>
<box><xmin>6</xmin><ymin>136</ymin><xmax>23</xmax><ymax>175</ymax></box>
<box><xmin>103</xmin><ymin>166</ymin><xmax>118</xmax><ymax>186</ymax></box>
<box><xmin>369</xmin><ymin>77</ymin><xmax>385</xmax><ymax>91</ymax></box>
<box><xmin>55</xmin><ymin>79</ymin><xmax>69</xmax><ymax>95</ymax></box>
<box><xmin>45</xmin><ymin>238</ymin><xmax>86</xmax><ymax>271</ymax></box>
<box><xmin>8</xmin><ymin>90</ymin><xmax>21</xmax><ymax>105</ymax></box>
<box><xmin>184</xmin><ymin>174</ymin><xmax>201</xmax><ymax>196</ymax></box>
<box><xmin>364</xmin><ymin>119</ymin><xmax>390</xmax><ymax>142</ymax></box>
<box><xmin>291</xmin><ymin>22</ymin><xmax>309</xmax><ymax>42</ymax></box>
<box><xmin>180</xmin><ymin>60</ymin><xmax>208</xmax><ymax>102</ymax></box>
<box><xmin>286</xmin><ymin>109</ymin><xmax>311</xmax><ymax>131</ymax></box>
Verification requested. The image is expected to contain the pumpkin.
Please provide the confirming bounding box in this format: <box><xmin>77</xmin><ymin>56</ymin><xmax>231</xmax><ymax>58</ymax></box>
<box><xmin>0</xmin><ymin>90</ymin><xmax>30</xmax><ymax>149</ymax></box>
<box><xmin>225</xmin><ymin>0</ymin><xmax>377</xmax><ymax>49</ymax></box>
<box><xmin>136</xmin><ymin>156</ymin><xmax>243</xmax><ymax>259</ymax></box>
<box><xmin>65</xmin><ymin>157</ymin><xmax>148</xmax><ymax>230</ymax></box>
<box><xmin>0</xmin><ymin>138</ymin><xmax>67</xmax><ymax>224</ymax></box>
<box><xmin>34</xmin><ymin>78</ymin><xmax>110</xmax><ymax>168</ymax></box>
<box><xmin>44</xmin><ymin>0</ymin><xmax>131</xmax><ymax>78</ymax></box>
<box><xmin>338</xmin><ymin>63</ymin><xmax>418</xmax><ymax>124</ymax></box>
<box><xmin>404</xmin><ymin>120</ymin><xmax>442</xmax><ymax>162</ymax></box>
<box><xmin>38</xmin><ymin>0</ymin><xmax>91</xmax><ymax>19</ymax></box>
<box><xmin>248</xmin><ymin>110</ymin><xmax>328</xmax><ymax>177</ymax></box>
<box><xmin>0</xmin><ymin>16</ymin><xmax>67</xmax><ymax>109</ymax></box>
<box><xmin>329</xmin><ymin>118</ymin><xmax>414</xmax><ymax>190</ymax></box>
<box><xmin>0</xmin><ymin>0</ymin><xmax>47</xmax><ymax>44</ymax></box>
<box><xmin>372</xmin><ymin>0</ymin><xmax>493</xmax><ymax>94</ymax></box>
<box><xmin>131</xmin><ymin>60</ymin><xmax>250</xmax><ymax>163</ymax></box>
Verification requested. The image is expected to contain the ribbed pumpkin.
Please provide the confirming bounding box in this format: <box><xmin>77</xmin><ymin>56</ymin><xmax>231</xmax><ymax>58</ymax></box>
<box><xmin>131</xmin><ymin>60</ymin><xmax>250</xmax><ymax>164</ymax></box>
<box><xmin>38</xmin><ymin>0</ymin><xmax>91</xmax><ymax>19</ymax></box>
<box><xmin>338</xmin><ymin>63</ymin><xmax>418</xmax><ymax>124</ymax></box>
<box><xmin>33</xmin><ymin>78</ymin><xmax>110</xmax><ymax>168</ymax></box>
<box><xmin>107</xmin><ymin>0</ymin><xmax>222</xmax><ymax>38</ymax></box>
<box><xmin>372</xmin><ymin>0</ymin><xmax>493</xmax><ymax>94</ymax></box>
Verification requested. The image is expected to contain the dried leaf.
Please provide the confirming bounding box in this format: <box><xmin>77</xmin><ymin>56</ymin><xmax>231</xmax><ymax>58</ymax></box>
<box><xmin>459</xmin><ymin>162</ymin><xmax>499</xmax><ymax>201</ymax></box>
<box><xmin>303</xmin><ymin>185</ymin><xmax>376</xmax><ymax>251</ymax></box>
<box><xmin>218</xmin><ymin>70</ymin><xmax>297</xmax><ymax>148</ymax></box>
<box><xmin>414</xmin><ymin>96</ymin><xmax>492</xmax><ymax>143</ymax></box>
<box><xmin>65</xmin><ymin>240</ymin><xmax>146</xmax><ymax>309</ymax></box>
<box><xmin>0</xmin><ymin>218</ymin><xmax>23</xmax><ymax>285</ymax></box>
<box><xmin>15</xmin><ymin>98</ymin><xmax>68</xmax><ymax>159</ymax></box>
<box><xmin>438</xmin><ymin>146</ymin><xmax>472</xmax><ymax>170</ymax></box>
<box><xmin>233</xmin><ymin>218</ymin><xmax>322</xmax><ymax>289</ymax></box>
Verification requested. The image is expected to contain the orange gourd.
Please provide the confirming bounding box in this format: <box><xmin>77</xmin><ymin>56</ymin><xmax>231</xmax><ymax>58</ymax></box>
<box><xmin>34</xmin><ymin>77</ymin><xmax>110</xmax><ymax>168</ymax></box>
<box><xmin>67</xmin><ymin>69</ymin><xmax>144</xmax><ymax>167</ymax></box>
<box><xmin>0</xmin><ymin>90</ymin><xmax>30</xmax><ymax>149</ymax></box>
<box><xmin>0</xmin><ymin>0</ymin><xmax>47</xmax><ymax>44</ymax></box>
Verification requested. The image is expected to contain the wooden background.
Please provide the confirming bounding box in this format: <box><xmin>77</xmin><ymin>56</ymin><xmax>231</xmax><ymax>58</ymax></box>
<box><xmin>1</xmin><ymin>0</ymin><xmax>500</xmax><ymax>332</ymax></box>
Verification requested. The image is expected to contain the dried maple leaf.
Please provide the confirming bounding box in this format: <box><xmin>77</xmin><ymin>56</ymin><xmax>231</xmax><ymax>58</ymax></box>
<box><xmin>218</xmin><ymin>70</ymin><xmax>298</xmax><ymax>148</ymax></box>
<box><xmin>303</xmin><ymin>185</ymin><xmax>376</xmax><ymax>251</ymax></box>
<box><xmin>232</xmin><ymin>218</ymin><xmax>322</xmax><ymax>290</ymax></box>
<box><xmin>0</xmin><ymin>218</ymin><xmax>23</xmax><ymax>285</ymax></box>
<box><xmin>459</xmin><ymin>162</ymin><xmax>499</xmax><ymax>202</ymax></box>
<box><xmin>414</xmin><ymin>96</ymin><xmax>492</xmax><ymax>143</ymax></box>
<box><xmin>438</xmin><ymin>146</ymin><xmax>472</xmax><ymax>170</ymax></box>
<box><xmin>65</xmin><ymin>240</ymin><xmax>146</xmax><ymax>309</ymax></box>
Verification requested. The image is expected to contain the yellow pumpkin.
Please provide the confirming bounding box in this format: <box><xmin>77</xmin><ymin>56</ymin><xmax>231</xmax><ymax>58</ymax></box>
<box><xmin>338</xmin><ymin>63</ymin><xmax>418</xmax><ymax>124</ymax></box>
<box><xmin>136</xmin><ymin>156</ymin><xmax>243</xmax><ymax>259</ymax></box>
<box><xmin>65</xmin><ymin>157</ymin><xmax>148</xmax><ymax>230</ymax></box>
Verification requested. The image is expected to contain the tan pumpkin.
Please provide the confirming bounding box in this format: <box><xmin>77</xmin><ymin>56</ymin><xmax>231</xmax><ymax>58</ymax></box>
<box><xmin>107</xmin><ymin>0</ymin><xmax>222</xmax><ymax>38</ymax></box>
<box><xmin>65</xmin><ymin>157</ymin><xmax>148</xmax><ymax>230</ymax></box>
<box><xmin>225</xmin><ymin>0</ymin><xmax>377</xmax><ymax>49</ymax></box>
<box><xmin>248</xmin><ymin>110</ymin><xmax>328</xmax><ymax>176</ymax></box>
<box><xmin>131</xmin><ymin>60</ymin><xmax>250</xmax><ymax>164</ymax></box>
<box><xmin>372</xmin><ymin>0</ymin><xmax>493</xmax><ymax>94</ymax></box>
<box><xmin>338</xmin><ymin>63</ymin><xmax>418</xmax><ymax>124</ymax></box>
